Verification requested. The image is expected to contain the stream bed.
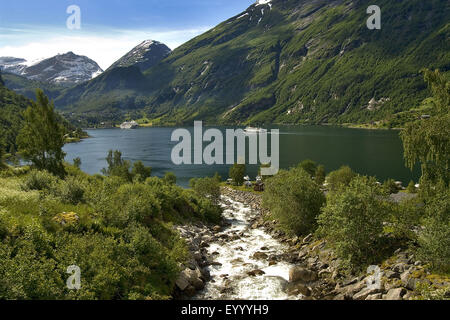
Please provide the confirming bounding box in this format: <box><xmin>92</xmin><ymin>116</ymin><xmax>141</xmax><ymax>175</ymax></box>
<box><xmin>194</xmin><ymin>196</ymin><xmax>302</xmax><ymax>300</ymax></box>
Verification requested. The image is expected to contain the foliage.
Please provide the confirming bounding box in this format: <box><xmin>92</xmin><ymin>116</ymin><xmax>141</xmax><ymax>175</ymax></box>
<box><xmin>56</xmin><ymin>176</ymin><xmax>85</xmax><ymax>205</ymax></box>
<box><xmin>263</xmin><ymin>167</ymin><xmax>325</xmax><ymax>236</ymax></box>
<box><xmin>17</xmin><ymin>90</ymin><xmax>66</xmax><ymax>177</ymax></box>
<box><xmin>102</xmin><ymin>150</ymin><xmax>132</xmax><ymax>181</ymax></box>
<box><xmin>389</xmin><ymin>197</ymin><xmax>424</xmax><ymax>241</ymax></box>
<box><xmin>382</xmin><ymin>179</ymin><xmax>399</xmax><ymax>195</ymax></box>
<box><xmin>163</xmin><ymin>172</ymin><xmax>177</xmax><ymax>185</ymax></box>
<box><xmin>0</xmin><ymin>159</ymin><xmax>222</xmax><ymax>300</ymax></box>
<box><xmin>414</xmin><ymin>282</ymin><xmax>450</xmax><ymax>300</ymax></box>
<box><xmin>131</xmin><ymin>161</ymin><xmax>152</xmax><ymax>183</ymax></box>
<box><xmin>22</xmin><ymin>169</ymin><xmax>58</xmax><ymax>191</ymax></box>
<box><xmin>190</xmin><ymin>176</ymin><xmax>221</xmax><ymax>205</ymax></box>
<box><xmin>298</xmin><ymin>159</ymin><xmax>317</xmax><ymax>178</ymax></box>
<box><xmin>229</xmin><ymin>164</ymin><xmax>246</xmax><ymax>186</ymax></box>
<box><xmin>326</xmin><ymin>165</ymin><xmax>357</xmax><ymax>192</ymax></box>
<box><xmin>417</xmin><ymin>183</ymin><xmax>450</xmax><ymax>273</ymax></box>
<box><xmin>406</xmin><ymin>180</ymin><xmax>417</xmax><ymax>193</ymax></box>
<box><xmin>317</xmin><ymin>176</ymin><xmax>390</xmax><ymax>269</ymax></box>
<box><xmin>400</xmin><ymin>69</ymin><xmax>449</xmax><ymax>186</ymax></box>
<box><xmin>315</xmin><ymin>165</ymin><xmax>326</xmax><ymax>186</ymax></box>
<box><xmin>73</xmin><ymin>157</ymin><xmax>82</xmax><ymax>169</ymax></box>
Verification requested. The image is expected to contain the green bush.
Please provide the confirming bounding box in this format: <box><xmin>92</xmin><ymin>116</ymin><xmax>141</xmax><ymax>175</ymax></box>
<box><xmin>229</xmin><ymin>164</ymin><xmax>245</xmax><ymax>186</ymax></box>
<box><xmin>111</xmin><ymin>184</ymin><xmax>161</xmax><ymax>227</ymax></box>
<box><xmin>326</xmin><ymin>166</ymin><xmax>357</xmax><ymax>192</ymax></box>
<box><xmin>263</xmin><ymin>167</ymin><xmax>325</xmax><ymax>235</ymax></box>
<box><xmin>298</xmin><ymin>159</ymin><xmax>317</xmax><ymax>177</ymax></box>
<box><xmin>73</xmin><ymin>157</ymin><xmax>81</xmax><ymax>169</ymax></box>
<box><xmin>131</xmin><ymin>161</ymin><xmax>152</xmax><ymax>183</ymax></box>
<box><xmin>22</xmin><ymin>170</ymin><xmax>58</xmax><ymax>191</ymax></box>
<box><xmin>383</xmin><ymin>179</ymin><xmax>399</xmax><ymax>194</ymax></box>
<box><xmin>389</xmin><ymin>198</ymin><xmax>424</xmax><ymax>241</ymax></box>
<box><xmin>101</xmin><ymin>150</ymin><xmax>132</xmax><ymax>181</ymax></box>
<box><xmin>57</xmin><ymin>176</ymin><xmax>85</xmax><ymax>205</ymax></box>
<box><xmin>406</xmin><ymin>180</ymin><xmax>417</xmax><ymax>194</ymax></box>
<box><xmin>317</xmin><ymin>176</ymin><xmax>390</xmax><ymax>269</ymax></box>
<box><xmin>315</xmin><ymin>165</ymin><xmax>326</xmax><ymax>185</ymax></box>
<box><xmin>163</xmin><ymin>172</ymin><xmax>176</xmax><ymax>185</ymax></box>
<box><xmin>190</xmin><ymin>177</ymin><xmax>221</xmax><ymax>205</ymax></box>
<box><xmin>417</xmin><ymin>184</ymin><xmax>450</xmax><ymax>273</ymax></box>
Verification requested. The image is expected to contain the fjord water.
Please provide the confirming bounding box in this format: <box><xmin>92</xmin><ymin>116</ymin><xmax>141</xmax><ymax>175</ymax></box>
<box><xmin>63</xmin><ymin>125</ymin><xmax>420</xmax><ymax>187</ymax></box>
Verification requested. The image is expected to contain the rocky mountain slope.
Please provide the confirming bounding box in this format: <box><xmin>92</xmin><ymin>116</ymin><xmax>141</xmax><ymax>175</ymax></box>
<box><xmin>107</xmin><ymin>40</ymin><xmax>171</xmax><ymax>72</ymax></box>
<box><xmin>0</xmin><ymin>52</ymin><xmax>103</xmax><ymax>86</ymax></box>
<box><xmin>55</xmin><ymin>0</ymin><xmax>449</xmax><ymax>125</ymax></box>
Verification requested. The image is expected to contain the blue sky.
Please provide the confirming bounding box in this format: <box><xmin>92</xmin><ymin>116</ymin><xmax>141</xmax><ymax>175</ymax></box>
<box><xmin>0</xmin><ymin>0</ymin><xmax>255</xmax><ymax>69</ymax></box>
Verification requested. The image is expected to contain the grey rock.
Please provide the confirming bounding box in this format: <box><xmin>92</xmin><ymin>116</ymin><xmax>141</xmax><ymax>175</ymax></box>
<box><xmin>289</xmin><ymin>267</ymin><xmax>318</xmax><ymax>283</ymax></box>
<box><xmin>385</xmin><ymin>288</ymin><xmax>406</xmax><ymax>300</ymax></box>
<box><xmin>353</xmin><ymin>287</ymin><xmax>381</xmax><ymax>300</ymax></box>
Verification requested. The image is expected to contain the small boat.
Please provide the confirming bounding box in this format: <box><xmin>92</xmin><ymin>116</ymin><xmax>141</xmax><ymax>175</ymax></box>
<box><xmin>120</xmin><ymin>121</ymin><xmax>139</xmax><ymax>129</ymax></box>
<box><xmin>244</xmin><ymin>127</ymin><xmax>267</xmax><ymax>133</ymax></box>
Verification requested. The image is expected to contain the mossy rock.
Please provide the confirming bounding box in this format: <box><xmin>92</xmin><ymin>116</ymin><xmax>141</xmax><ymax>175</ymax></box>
<box><xmin>53</xmin><ymin>212</ymin><xmax>80</xmax><ymax>226</ymax></box>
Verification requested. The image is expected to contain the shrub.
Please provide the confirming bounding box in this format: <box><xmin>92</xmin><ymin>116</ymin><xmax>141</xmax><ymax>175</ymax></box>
<box><xmin>263</xmin><ymin>167</ymin><xmax>325</xmax><ymax>235</ymax></box>
<box><xmin>190</xmin><ymin>177</ymin><xmax>221</xmax><ymax>205</ymax></box>
<box><xmin>390</xmin><ymin>198</ymin><xmax>424</xmax><ymax>240</ymax></box>
<box><xmin>0</xmin><ymin>148</ymin><xmax>5</xmax><ymax>170</ymax></box>
<box><xmin>315</xmin><ymin>165</ymin><xmax>326</xmax><ymax>185</ymax></box>
<box><xmin>102</xmin><ymin>150</ymin><xmax>132</xmax><ymax>181</ymax></box>
<box><xmin>326</xmin><ymin>166</ymin><xmax>357</xmax><ymax>191</ymax></box>
<box><xmin>317</xmin><ymin>176</ymin><xmax>390</xmax><ymax>269</ymax></box>
<box><xmin>198</xmin><ymin>198</ymin><xmax>223</xmax><ymax>224</ymax></box>
<box><xmin>112</xmin><ymin>184</ymin><xmax>161</xmax><ymax>227</ymax></box>
<box><xmin>229</xmin><ymin>164</ymin><xmax>245</xmax><ymax>186</ymax></box>
<box><xmin>406</xmin><ymin>180</ymin><xmax>417</xmax><ymax>193</ymax></box>
<box><xmin>298</xmin><ymin>159</ymin><xmax>317</xmax><ymax>177</ymax></box>
<box><xmin>57</xmin><ymin>176</ymin><xmax>85</xmax><ymax>205</ymax></box>
<box><xmin>163</xmin><ymin>172</ymin><xmax>176</xmax><ymax>185</ymax></box>
<box><xmin>383</xmin><ymin>179</ymin><xmax>399</xmax><ymax>194</ymax></box>
<box><xmin>417</xmin><ymin>184</ymin><xmax>450</xmax><ymax>273</ymax></box>
<box><xmin>131</xmin><ymin>161</ymin><xmax>152</xmax><ymax>183</ymax></box>
<box><xmin>73</xmin><ymin>157</ymin><xmax>81</xmax><ymax>169</ymax></box>
<box><xmin>22</xmin><ymin>170</ymin><xmax>58</xmax><ymax>191</ymax></box>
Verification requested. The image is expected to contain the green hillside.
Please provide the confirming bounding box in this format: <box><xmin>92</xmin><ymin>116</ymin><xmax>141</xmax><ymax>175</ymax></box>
<box><xmin>2</xmin><ymin>72</ymin><xmax>64</xmax><ymax>101</ymax></box>
<box><xmin>0</xmin><ymin>72</ymin><xmax>84</xmax><ymax>153</ymax></box>
<box><xmin>0</xmin><ymin>72</ymin><xmax>30</xmax><ymax>152</ymax></box>
<box><xmin>55</xmin><ymin>0</ymin><xmax>450</xmax><ymax>126</ymax></box>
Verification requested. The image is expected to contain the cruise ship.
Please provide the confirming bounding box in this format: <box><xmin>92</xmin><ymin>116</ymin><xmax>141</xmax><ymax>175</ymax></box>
<box><xmin>120</xmin><ymin>121</ymin><xmax>139</xmax><ymax>129</ymax></box>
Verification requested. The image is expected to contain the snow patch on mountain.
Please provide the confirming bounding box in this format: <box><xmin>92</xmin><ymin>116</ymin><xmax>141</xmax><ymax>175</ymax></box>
<box><xmin>256</xmin><ymin>0</ymin><xmax>272</xmax><ymax>6</ymax></box>
<box><xmin>0</xmin><ymin>52</ymin><xmax>103</xmax><ymax>85</ymax></box>
<box><xmin>107</xmin><ymin>40</ymin><xmax>171</xmax><ymax>72</ymax></box>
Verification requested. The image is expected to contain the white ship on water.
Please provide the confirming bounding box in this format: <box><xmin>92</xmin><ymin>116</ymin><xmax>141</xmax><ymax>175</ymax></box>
<box><xmin>244</xmin><ymin>126</ymin><xmax>267</xmax><ymax>133</ymax></box>
<box><xmin>120</xmin><ymin>121</ymin><xmax>139</xmax><ymax>129</ymax></box>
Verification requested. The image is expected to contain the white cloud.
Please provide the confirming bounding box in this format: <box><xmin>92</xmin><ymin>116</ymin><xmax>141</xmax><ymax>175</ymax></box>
<box><xmin>0</xmin><ymin>26</ymin><xmax>211</xmax><ymax>70</ymax></box>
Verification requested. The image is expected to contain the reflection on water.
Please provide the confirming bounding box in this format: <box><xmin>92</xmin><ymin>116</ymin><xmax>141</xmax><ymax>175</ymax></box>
<box><xmin>63</xmin><ymin>126</ymin><xmax>420</xmax><ymax>187</ymax></box>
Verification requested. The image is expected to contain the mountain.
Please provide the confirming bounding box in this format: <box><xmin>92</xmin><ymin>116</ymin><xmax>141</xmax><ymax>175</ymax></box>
<box><xmin>0</xmin><ymin>52</ymin><xmax>103</xmax><ymax>86</ymax></box>
<box><xmin>107</xmin><ymin>40</ymin><xmax>172</xmax><ymax>72</ymax></box>
<box><xmin>0</xmin><ymin>57</ymin><xmax>29</xmax><ymax>75</ymax></box>
<box><xmin>55</xmin><ymin>0</ymin><xmax>450</xmax><ymax>126</ymax></box>
<box><xmin>2</xmin><ymin>72</ymin><xmax>64</xmax><ymax>101</ymax></box>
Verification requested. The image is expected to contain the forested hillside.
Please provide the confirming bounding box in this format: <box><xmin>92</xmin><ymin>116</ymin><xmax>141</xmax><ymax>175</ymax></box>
<box><xmin>54</xmin><ymin>0</ymin><xmax>449</xmax><ymax>126</ymax></box>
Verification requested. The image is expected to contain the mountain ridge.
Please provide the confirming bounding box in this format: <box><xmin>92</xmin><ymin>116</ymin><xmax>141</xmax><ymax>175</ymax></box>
<box><xmin>0</xmin><ymin>52</ymin><xmax>103</xmax><ymax>86</ymax></box>
<box><xmin>53</xmin><ymin>0</ymin><xmax>450</xmax><ymax>126</ymax></box>
<box><xmin>107</xmin><ymin>40</ymin><xmax>172</xmax><ymax>72</ymax></box>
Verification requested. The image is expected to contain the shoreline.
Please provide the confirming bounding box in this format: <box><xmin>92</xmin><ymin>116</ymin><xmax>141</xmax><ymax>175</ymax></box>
<box><xmin>214</xmin><ymin>187</ymin><xmax>449</xmax><ymax>300</ymax></box>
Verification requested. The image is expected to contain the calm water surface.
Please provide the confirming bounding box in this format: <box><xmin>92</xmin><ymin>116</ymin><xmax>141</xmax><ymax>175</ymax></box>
<box><xmin>63</xmin><ymin>126</ymin><xmax>420</xmax><ymax>187</ymax></box>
